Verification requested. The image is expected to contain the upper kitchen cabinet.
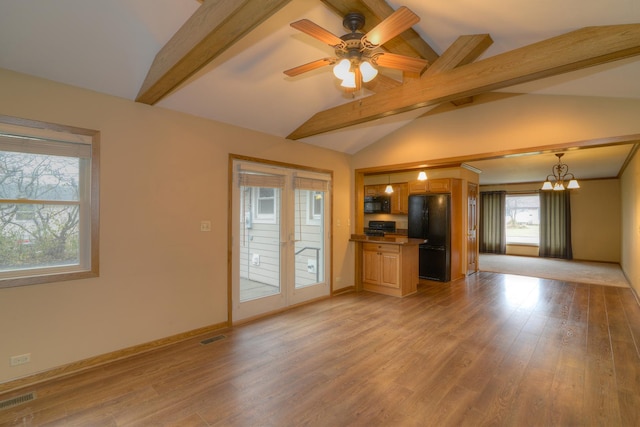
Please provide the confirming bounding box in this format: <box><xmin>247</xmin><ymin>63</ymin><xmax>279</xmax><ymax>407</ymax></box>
<box><xmin>408</xmin><ymin>178</ymin><xmax>452</xmax><ymax>194</ymax></box>
<box><xmin>390</xmin><ymin>183</ymin><xmax>408</xmax><ymax>214</ymax></box>
<box><xmin>364</xmin><ymin>184</ymin><xmax>385</xmax><ymax>196</ymax></box>
<box><xmin>365</xmin><ymin>183</ymin><xmax>408</xmax><ymax>214</ymax></box>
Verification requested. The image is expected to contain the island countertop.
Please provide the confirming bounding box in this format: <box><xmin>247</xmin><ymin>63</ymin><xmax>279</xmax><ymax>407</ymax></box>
<box><xmin>349</xmin><ymin>234</ymin><xmax>426</xmax><ymax>246</ymax></box>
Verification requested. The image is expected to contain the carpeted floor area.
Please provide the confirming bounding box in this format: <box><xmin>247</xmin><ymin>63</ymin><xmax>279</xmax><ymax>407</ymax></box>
<box><xmin>479</xmin><ymin>254</ymin><xmax>630</xmax><ymax>288</ymax></box>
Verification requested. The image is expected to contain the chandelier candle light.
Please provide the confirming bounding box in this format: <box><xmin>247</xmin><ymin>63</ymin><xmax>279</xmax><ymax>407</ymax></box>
<box><xmin>541</xmin><ymin>153</ymin><xmax>580</xmax><ymax>191</ymax></box>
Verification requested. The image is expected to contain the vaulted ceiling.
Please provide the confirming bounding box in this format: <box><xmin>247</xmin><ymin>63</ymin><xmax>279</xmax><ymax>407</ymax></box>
<box><xmin>1</xmin><ymin>0</ymin><xmax>639</xmax><ymax>183</ymax></box>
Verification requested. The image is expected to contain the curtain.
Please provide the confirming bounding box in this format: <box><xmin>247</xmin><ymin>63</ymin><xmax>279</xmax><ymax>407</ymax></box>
<box><xmin>539</xmin><ymin>191</ymin><xmax>573</xmax><ymax>259</ymax></box>
<box><xmin>479</xmin><ymin>191</ymin><xmax>506</xmax><ymax>254</ymax></box>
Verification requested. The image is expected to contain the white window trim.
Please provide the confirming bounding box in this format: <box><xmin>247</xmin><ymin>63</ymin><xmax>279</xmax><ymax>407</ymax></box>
<box><xmin>0</xmin><ymin>115</ymin><xmax>100</xmax><ymax>288</ymax></box>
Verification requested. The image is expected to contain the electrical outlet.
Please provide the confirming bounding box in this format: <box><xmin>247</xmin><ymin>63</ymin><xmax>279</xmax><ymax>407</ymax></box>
<box><xmin>200</xmin><ymin>220</ymin><xmax>211</xmax><ymax>232</ymax></box>
<box><xmin>10</xmin><ymin>353</ymin><xmax>31</xmax><ymax>366</ymax></box>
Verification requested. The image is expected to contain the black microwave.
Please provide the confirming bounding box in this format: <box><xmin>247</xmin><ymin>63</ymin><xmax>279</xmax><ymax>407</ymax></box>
<box><xmin>364</xmin><ymin>195</ymin><xmax>391</xmax><ymax>213</ymax></box>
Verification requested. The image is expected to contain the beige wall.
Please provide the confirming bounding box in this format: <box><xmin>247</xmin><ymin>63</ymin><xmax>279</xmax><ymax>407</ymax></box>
<box><xmin>352</xmin><ymin>93</ymin><xmax>640</xmax><ymax>170</ymax></box>
<box><xmin>0</xmin><ymin>69</ymin><xmax>353</xmax><ymax>384</ymax></box>
<box><xmin>481</xmin><ymin>180</ymin><xmax>622</xmax><ymax>262</ymax></box>
<box><xmin>621</xmin><ymin>149</ymin><xmax>640</xmax><ymax>296</ymax></box>
<box><xmin>571</xmin><ymin>179</ymin><xmax>621</xmax><ymax>262</ymax></box>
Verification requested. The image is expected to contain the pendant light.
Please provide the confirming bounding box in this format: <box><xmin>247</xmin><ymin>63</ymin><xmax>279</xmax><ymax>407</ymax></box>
<box><xmin>385</xmin><ymin>175</ymin><xmax>394</xmax><ymax>194</ymax></box>
<box><xmin>417</xmin><ymin>171</ymin><xmax>427</xmax><ymax>181</ymax></box>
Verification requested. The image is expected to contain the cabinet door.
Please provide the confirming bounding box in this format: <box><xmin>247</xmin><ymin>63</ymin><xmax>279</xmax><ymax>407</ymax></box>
<box><xmin>428</xmin><ymin>179</ymin><xmax>451</xmax><ymax>192</ymax></box>
<box><xmin>408</xmin><ymin>180</ymin><xmax>428</xmax><ymax>194</ymax></box>
<box><xmin>362</xmin><ymin>249</ymin><xmax>380</xmax><ymax>284</ymax></box>
<box><xmin>364</xmin><ymin>185</ymin><xmax>382</xmax><ymax>196</ymax></box>
<box><xmin>379</xmin><ymin>252</ymin><xmax>400</xmax><ymax>288</ymax></box>
<box><xmin>390</xmin><ymin>183</ymin><xmax>408</xmax><ymax>214</ymax></box>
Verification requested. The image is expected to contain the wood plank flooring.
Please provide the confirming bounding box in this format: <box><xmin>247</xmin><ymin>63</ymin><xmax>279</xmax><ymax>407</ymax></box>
<box><xmin>1</xmin><ymin>272</ymin><xmax>640</xmax><ymax>426</ymax></box>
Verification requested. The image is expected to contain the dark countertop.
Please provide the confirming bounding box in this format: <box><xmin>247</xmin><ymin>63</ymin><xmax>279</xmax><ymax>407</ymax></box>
<box><xmin>349</xmin><ymin>234</ymin><xmax>426</xmax><ymax>246</ymax></box>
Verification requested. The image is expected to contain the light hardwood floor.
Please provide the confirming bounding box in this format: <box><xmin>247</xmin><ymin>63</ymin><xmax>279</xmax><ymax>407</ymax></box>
<box><xmin>1</xmin><ymin>272</ymin><xmax>640</xmax><ymax>426</ymax></box>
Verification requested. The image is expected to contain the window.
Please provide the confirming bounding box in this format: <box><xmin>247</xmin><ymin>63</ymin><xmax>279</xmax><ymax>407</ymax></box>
<box><xmin>505</xmin><ymin>194</ymin><xmax>540</xmax><ymax>245</ymax></box>
<box><xmin>253</xmin><ymin>187</ymin><xmax>278</xmax><ymax>223</ymax></box>
<box><xmin>0</xmin><ymin>116</ymin><xmax>99</xmax><ymax>288</ymax></box>
<box><xmin>307</xmin><ymin>191</ymin><xmax>323</xmax><ymax>225</ymax></box>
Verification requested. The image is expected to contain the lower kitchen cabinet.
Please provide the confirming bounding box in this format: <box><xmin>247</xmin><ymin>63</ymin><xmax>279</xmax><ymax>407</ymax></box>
<box><xmin>363</xmin><ymin>243</ymin><xmax>400</xmax><ymax>288</ymax></box>
<box><xmin>358</xmin><ymin>240</ymin><xmax>420</xmax><ymax>297</ymax></box>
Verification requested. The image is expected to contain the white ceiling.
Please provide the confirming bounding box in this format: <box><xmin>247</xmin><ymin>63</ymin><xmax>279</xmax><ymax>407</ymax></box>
<box><xmin>1</xmin><ymin>0</ymin><xmax>639</xmax><ymax>184</ymax></box>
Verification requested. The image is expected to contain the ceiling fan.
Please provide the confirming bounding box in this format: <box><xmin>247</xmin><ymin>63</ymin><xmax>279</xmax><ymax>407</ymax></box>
<box><xmin>283</xmin><ymin>6</ymin><xmax>429</xmax><ymax>91</ymax></box>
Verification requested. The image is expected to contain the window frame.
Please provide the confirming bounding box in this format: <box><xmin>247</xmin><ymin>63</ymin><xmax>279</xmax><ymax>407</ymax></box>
<box><xmin>0</xmin><ymin>115</ymin><xmax>100</xmax><ymax>288</ymax></box>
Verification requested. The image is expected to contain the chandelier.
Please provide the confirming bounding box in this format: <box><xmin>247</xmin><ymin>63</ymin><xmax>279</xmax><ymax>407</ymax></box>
<box><xmin>541</xmin><ymin>153</ymin><xmax>580</xmax><ymax>191</ymax></box>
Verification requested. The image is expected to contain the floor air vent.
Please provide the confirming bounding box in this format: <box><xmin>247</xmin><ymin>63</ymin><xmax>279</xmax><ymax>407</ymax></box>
<box><xmin>0</xmin><ymin>391</ymin><xmax>36</xmax><ymax>410</ymax></box>
<box><xmin>200</xmin><ymin>335</ymin><xmax>225</xmax><ymax>345</ymax></box>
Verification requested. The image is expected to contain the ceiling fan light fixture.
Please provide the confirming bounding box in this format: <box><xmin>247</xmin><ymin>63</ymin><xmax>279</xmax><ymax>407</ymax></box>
<box><xmin>332</xmin><ymin>58</ymin><xmax>351</xmax><ymax>80</ymax></box>
<box><xmin>340</xmin><ymin>71</ymin><xmax>357</xmax><ymax>88</ymax></box>
<box><xmin>359</xmin><ymin>61</ymin><xmax>378</xmax><ymax>82</ymax></box>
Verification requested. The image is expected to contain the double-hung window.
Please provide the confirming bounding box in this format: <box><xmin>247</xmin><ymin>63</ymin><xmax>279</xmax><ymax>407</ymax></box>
<box><xmin>0</xmin><ymin>116</ymin><xmax>99</xmax><ymax>288</ymax></box>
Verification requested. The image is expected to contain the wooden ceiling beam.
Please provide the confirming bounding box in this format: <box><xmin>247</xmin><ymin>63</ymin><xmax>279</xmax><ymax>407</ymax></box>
<box><xmin>136</xmin><ymin>0</ymin><xmax>292</xmax><ymax>105</ymax></box>
<box><xmin>421</xmin><ymin>34</ymin><xmax>493</xmax><ymax>77</ymax></box>
<box><xmin>287</xmin><ymin>24</ymin><xmax>640</xmax><ymax>140</ymax></box>
<box><xmin>320</xmin><ymin>0</ymin><xmax>439</xmax><ymax>63</ymax></box>
<box><xmin>422</xmin><ymin>34</ymin><xmax>493</xmax><ymax>105</ymax></box>
<box><xmin>363</xmin><ymin>73</ymin><xmax>402</xmax><ymax>92</ymax></box>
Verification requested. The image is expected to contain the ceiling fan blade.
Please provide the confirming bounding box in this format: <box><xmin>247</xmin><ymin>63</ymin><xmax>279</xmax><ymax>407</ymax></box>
<box><xmin>284</xmin><ymin>58</ymin><xmax>336</xmax><ymax>77</ymax></box>
<box><xmin>290</xmin><ymin>19</ymin><xmax>346</xmax><ymax>49</ymax></box>
<box><xmin>361</xmin><ymin>6</ymin><xmax>420</xmax><ymax>49</ymax></box>
<box><xmin>372</xmin><ymin>52</ymin><xmax>428</xmax><ymax>74</ymax></box>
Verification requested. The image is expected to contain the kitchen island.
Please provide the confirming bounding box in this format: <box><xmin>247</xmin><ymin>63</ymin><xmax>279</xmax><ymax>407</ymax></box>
<box><xmin>350</xmin><ymin>234</ymin><xmax>425</xmax><ymax>297</ymax></box>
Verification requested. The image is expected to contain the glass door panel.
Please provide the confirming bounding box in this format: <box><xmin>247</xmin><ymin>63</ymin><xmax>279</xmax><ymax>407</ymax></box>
<box><xmin>232</xmin><ymin>160</ymin><xmax>330</xmax><ymax>322</ymax></box>
<box><xmin>239</xmin><ymin>186</ymin><xmax>281</xmax><ymax>302</ymax></box>
<box><xmin>294</xmin><ymin>189</ymin><xmax>324</xmax><ymax>289</ymax></box>
<box><xmin>233</xmin><ymin>166</ymin><xmax>286</xmax><ymax>321</ymax></box>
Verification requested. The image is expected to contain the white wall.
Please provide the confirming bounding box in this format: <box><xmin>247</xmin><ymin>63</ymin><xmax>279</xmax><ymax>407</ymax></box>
<box><xmin>0</xmin><ymin>69</ymin><xmax>354</xmax><ymax>384</ymax></box>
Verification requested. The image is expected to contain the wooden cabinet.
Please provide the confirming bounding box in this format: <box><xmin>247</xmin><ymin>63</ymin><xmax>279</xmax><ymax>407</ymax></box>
<box><xmin>390</xmin><ymin>183</ymin><xmax>408</xmax><ymax>214</ymax></box>
<box><xmin>427</xmin><ymin>178</ymin><xmax>451</xmax><ymax>192</ymax></box>
<box><xmin>408</xmin><ymin>178</ymin><xmax>451</xmax><ymax>194</ymax></box>
<box><xmin>363</xmin><ymin>243</ymin><xmax>400</xmax><ymax>288</ymax></box>
<box><xmin>408</xmin><ymin>180</ymin><xmax>428</xmax><ymax>193</ymax></box>
<box><xmin>359</xmin><ymin>241</ymin><xmax>419</xmax><ymax>297</ymax></box>
<box><xmin>364</xmin><ymin>185</ymin><xmax>384</xmax><ymax>196</ymax></box>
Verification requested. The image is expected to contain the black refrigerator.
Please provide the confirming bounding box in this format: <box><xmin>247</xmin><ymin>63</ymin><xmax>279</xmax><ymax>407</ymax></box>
<box><xmin>408</xmin><ymin>194</ymin><xmax>451</xmax><ymax>282</ymax></box>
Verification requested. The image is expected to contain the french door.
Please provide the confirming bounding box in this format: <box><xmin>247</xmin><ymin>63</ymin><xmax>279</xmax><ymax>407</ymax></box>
<box><xmin>231</xmin><ymin>159</ymin><xmax>331</xmax><ymax>322</ymax></box>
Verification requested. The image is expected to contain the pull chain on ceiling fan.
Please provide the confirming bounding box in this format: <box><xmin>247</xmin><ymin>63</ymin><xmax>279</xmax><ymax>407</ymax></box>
<box><xmin>283</xmin><ymin>6</ymin><xmax>429</xmax><ymax>91</ymax></box>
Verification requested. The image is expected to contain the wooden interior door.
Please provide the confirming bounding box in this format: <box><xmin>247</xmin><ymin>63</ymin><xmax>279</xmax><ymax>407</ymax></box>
<box><xmin>467</xmin><ymin>183</ymin><xmax>478</xmax><ymax>274</ymax></box>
